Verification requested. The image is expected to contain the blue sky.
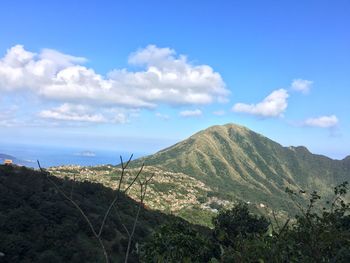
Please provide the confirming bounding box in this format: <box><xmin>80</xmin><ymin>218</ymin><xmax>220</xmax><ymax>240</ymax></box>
<box><xmin>0</xmin><ymin>0</ymin><xmax>349</xmax><ymax>159</ymax></box>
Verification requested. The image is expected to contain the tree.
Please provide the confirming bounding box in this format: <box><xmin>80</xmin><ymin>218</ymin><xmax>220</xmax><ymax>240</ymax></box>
<box><xmin>212</xmin><ymin>203</ymin><xmax>269</xmax><ymax>247</ymax></box>
<box><xmin>140</xmin><ymin>219</ymin><xmax>217</xmax><ymax>262</ymax></box>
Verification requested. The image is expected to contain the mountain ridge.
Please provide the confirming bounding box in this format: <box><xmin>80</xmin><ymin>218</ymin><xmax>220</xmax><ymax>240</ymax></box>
<box><xmin>131</xmin><ymin>123</ymin><xmax>349</xmax><ymax>214</ymax></box>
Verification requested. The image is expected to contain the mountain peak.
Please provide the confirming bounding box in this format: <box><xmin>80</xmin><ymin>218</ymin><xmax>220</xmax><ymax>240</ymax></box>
<box><xmin>207</xmin><ymin>123</ymin><xmax>249</xmax><ymax>132</ymax></box>
<box><xmin>132</xmin><ymin>123</ymin><xmax>349</xmax><ymax>215</ymax></box>
<box><xmin>192</xmin><ymin>123</ymin><xmax>251</xmax><ymax>139</ymax></box>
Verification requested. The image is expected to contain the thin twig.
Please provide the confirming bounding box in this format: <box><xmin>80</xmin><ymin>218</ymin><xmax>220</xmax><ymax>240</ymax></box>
<box><xmin>37</xmin><ymin>160</ymin><xmax>109</xmax><ymax>263</ymax></box>
<box><xmin>278</xmin><ymin>218</ymin><xmax>290</xmax><ymax>237</ymax></box>
<box><xmin>98</xmin><ymin>160</ymin><xmax>143</xmax><ymax>237</ymax></box>
<box><xmin>38</xmin><ymin>155</ymin><xmax>149</xmax><ymax>263</ymax></box>
<box><xmin>124</xmin><ymin>164</ymin><xmax>144</xmax><ymax>194</ymax></box>
<box><xmin>124</xmin><ymin>173</ymin><xmax>154</xmax><ymax>263</ymax></box>
<box><xmin>272</xmin><ymin>210</ymin><xmax>281</xmax><ymax>230</ymax></box>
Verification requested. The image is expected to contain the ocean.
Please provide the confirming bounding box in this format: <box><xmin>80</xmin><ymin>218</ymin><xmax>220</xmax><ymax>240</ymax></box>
<box><xmin>0</xmin><ymin>142</ymin><xmax>147</xmax><ymax>168</ymax></box>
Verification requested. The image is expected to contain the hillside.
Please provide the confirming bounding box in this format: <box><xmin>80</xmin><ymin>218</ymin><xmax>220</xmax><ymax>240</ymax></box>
<box><xmin>0</xmin><ymin>164</ymin><xmax>198</xmax><ymax>263</ymax></box>
<box><xmin>1</xmin><ymin>163</ymin><xmax>349</xmax><ymax>262</ymax></box>
<box><xmin>130</xmin><ymin>123</ymin><xmax>350</xmax><ymax>214</ymax></box>
<box><xmin>46</xmin><ymin>123</ymin><xmax>350</xmax><ymax>226</ymax></box>
<box><xmin>48</xmin><ymin>165</ymin><xmax>217</xmax><ymax>227</ymax></box>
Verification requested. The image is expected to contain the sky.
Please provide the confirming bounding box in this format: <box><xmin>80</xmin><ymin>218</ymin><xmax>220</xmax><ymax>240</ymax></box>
<box><xmin>0</xmin><ymin>0</ymin><xmax>349</xmax><ymax>159</ymax></box>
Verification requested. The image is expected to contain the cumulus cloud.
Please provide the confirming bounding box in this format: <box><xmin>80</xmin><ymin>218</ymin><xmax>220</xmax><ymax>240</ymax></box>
<box><xmin>0</xmin><ymin>44</ymin><xmax>229</xmax><ymax>109</ymax></box>
<box><xmin>40</xmin><ymin>48</ymin><xmax>87</xmax><ymax>65</ymax></box>
<box><xmin>291</xmin><ymin>79</ymin><xmax>313</xmax><ymax>94</ymax></box>
<box><xmin>39</xmin><ymin>104</ymin><xmax>108</xmax><ymax>123</ymax></box>
<box><xmin>232</xmin><ymin>89</ymin><xmax>289</xmax><ymax>117</ymax></box>
<box><xmin>0</xmin><ymin>45</ymin><xmax>87</xmax><ymax>92</ymax></box>
<box><xmin>179</xmin><ymin>109</ymin><xmax>202</xmax><ymax>117</ymax></box>
<box><xmin>304</xmin><ymin>115</ymin><xmax>338</xmax><ymax>128</ymax></box>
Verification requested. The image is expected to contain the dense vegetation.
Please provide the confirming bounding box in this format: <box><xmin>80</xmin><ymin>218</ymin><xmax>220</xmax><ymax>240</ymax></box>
<box><xmin>0</xmin><ymin>165</ymin><xmax>182</xmax><ymax>262</ymax></box>
<box><xmin>141</xmin><ymin>183</ymin><xmax>350</xmax><ymax>262</ymax></box>
<box><xmin>1</xmin><ymin>164</ymin><xmax>349</xmax><ymax>262</ymax></box>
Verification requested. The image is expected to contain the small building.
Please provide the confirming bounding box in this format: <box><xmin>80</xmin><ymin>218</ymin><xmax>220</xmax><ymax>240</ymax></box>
<box><xmin>4</xmin><ymin>159</ymin><xmax>13</xmax><ymax>165</ymax></box>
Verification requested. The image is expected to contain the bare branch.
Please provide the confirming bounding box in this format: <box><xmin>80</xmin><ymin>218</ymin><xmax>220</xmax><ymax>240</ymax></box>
<box><xmin>124</xmin><ymin>172</ymin><xmax>154</xmax><ymax>263</ymax></box>
<box><xmin>37</xmin><ymin>160</ymin><xmax>109</xmax><ymax>263</ymax></box>
<box><xmin>124</xmin><ymin>163</ymin><xmax>144</xmax><ymax>194</ymax></box>
<box><xmin>98</xmin><ymin>155</ymin><xmax>141</xmax><ymax>237</ymax></box>
<box><xmin>278</xmin><ymin>218</ymin><xmax>290</xmax><ymax>237</ymax></box>
<box><xmin>272</xmin><ymin>210</ymin><xmax>281</xmax><ymax>230</ymax></box>
<box><xmin>38</xmin><ymin>155</ymin><xmax>150</xmax><ymax>263</ymax></box>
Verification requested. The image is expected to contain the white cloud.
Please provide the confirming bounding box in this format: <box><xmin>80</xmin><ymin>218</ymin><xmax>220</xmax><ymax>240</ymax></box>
<box><xmin>304</xmin><ymin>115</ymin><xmax>338</xmax><ymax>128</ymax></box>
<box><xmin>291</xmin><ymin>79</ymin><xmax>313</xmax><ymax>94</ymax></box>
<box><xmin>128</xmin><ymin>45</ymin><xmax>176</xmax><ymax>66</ymax></box>
<box><xmin>40</xmin><ymin>48</ymin><xmax>87</xmax><ymax>65</ymax></box>
<box><xmin>232</xmin><ymin>89</ymin><xmax>289</xmax><ymax>117</ymax></box>
<box><xmin>0</xmin><ymin>45</ymin><xmax>88</xmax><ymax>92</ymax></box>
<box><xmin>39</xmin><ymin>103</ymin><xmax>129</xmax><ymax>124</ymax></box>
<box><xmin>0</xmin><ymin>44</ymin><xmax>229</xmax><ymax>109</ymax></box>
<box><xmin>179</xmin><ymin>109</ymin><xmax>202</xmax><ymax>117</ymax></box>
<box><xmin>155</xmin><ymin>112</ymin><xmax>170</xmax><ymax>120</ymax></box>
<box><xmin>0</xmin><ymin>104</ymin><xmax>21</xmax><ymax>127</ymax></box>
<box><xmin>0</xmin><ymin>118</ymin><xmax>20</xmax><ymax>127</ymax></box>
<box><xmin>39</xmin><ymin>103</ymin><xmax>108</xmax><ymax>123</ymax></box>
<box><xmin>112</xmin><ymin>112</ymin><xmax>129</xmax><ymax>124</ymax></box>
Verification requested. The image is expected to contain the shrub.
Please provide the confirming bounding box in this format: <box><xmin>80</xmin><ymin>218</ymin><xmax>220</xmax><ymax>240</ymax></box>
<box><xmin>212</xmin><ymin>203</ymin><xmax>269</xmax><ymax>247</ymax></box>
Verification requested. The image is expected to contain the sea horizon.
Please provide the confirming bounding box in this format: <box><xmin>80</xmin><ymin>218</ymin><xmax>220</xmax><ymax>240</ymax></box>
<box><xmin>0</xmin><ymin>142</ymin><xmax>147</xmax><ymax>168</ymax></box>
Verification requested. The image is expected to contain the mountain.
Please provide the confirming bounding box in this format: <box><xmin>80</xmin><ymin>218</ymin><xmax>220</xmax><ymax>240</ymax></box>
<box><xmin>45</xmin><ymin>123</ymin><xmax>350</xmax><ymax>226</ymax></box>
<box><xmin>131</xmin><ymin>123</ymin><xmax>350</xmax><ymax>214</ymax></box>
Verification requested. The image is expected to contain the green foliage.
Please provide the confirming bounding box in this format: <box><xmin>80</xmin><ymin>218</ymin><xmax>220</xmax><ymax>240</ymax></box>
<box><xmin>178</xmin><ymin>205</ymin><xmax>215</xmax><ymax>227</ymax></box>
<box><xmin>212</xmin><ymin>203</ymin><xmax>269</xmax><ymax>247</ymax></box>
<box><xmin>1</xmin><ymin>164</ymin><xmax>349</xmax><ymax>262</ymax></box>
<box><xmin>140</xmin><ymin>219</ymin><xmax>217</xmax><ymax>262</ymax></box>
<box><xmin>140</xmin><ymin>182</ymin><xmax>350</xmax><ymax>262</ymax></box>
<box><xmin>0</xmin><ymin>165</ymin><xmax>175</xmax><ymax>263</ymax></box>
<box><xmin>197</xmin><ymin>195</ymin><xmax>207</xmax><ymax>203</ymax></box>
<box><xmin>217</xmin><ymin>182</ymin><xmax>350</xmax><ymax>263</ymax></box>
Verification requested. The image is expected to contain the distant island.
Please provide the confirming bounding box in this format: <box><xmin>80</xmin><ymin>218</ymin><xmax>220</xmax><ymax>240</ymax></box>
<box><xmin>75</xmin><ymin>151</ymin><xmax>97</xmax><ymax>157</ymax></box>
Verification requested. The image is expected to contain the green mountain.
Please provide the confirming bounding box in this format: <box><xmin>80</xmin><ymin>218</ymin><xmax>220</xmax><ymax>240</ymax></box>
<box><xmin>131</xmin><ymin>123</ymin><xmax>350</xmax><ymax>214</ymax></box>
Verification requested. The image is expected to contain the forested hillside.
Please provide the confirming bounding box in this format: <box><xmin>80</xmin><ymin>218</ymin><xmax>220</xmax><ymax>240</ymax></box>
<box><xmin>0</xmin><ymin>165</ymin><xmax>187</xmax><ymax>262</ymax></box>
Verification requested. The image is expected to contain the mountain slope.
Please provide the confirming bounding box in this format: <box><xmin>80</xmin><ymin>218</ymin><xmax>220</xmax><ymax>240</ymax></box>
<box><xmin>0</xmin><ymin>165</ymin><xmax>203</xmax><ymax>262</ymax></box>
<box><xmin>131</xmin><ymin>123</ymin><xmax>350</xmax><ymax>213</ymax></box>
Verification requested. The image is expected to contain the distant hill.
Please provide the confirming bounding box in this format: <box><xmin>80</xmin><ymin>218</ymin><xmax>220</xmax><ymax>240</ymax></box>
<box><xmin>0</xmin><ymin>153</ymin><xmax>16</xmax><ymax>161</ymax></box>
<box><xmin>131</xmin><ymin>123</ymin><xmax>350</xmax><ymax>214</ymax></box>
<box><xmin>0</xmin><ymin>153</ymin><xmax>35</xmax><ymax>167</ymax></box>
